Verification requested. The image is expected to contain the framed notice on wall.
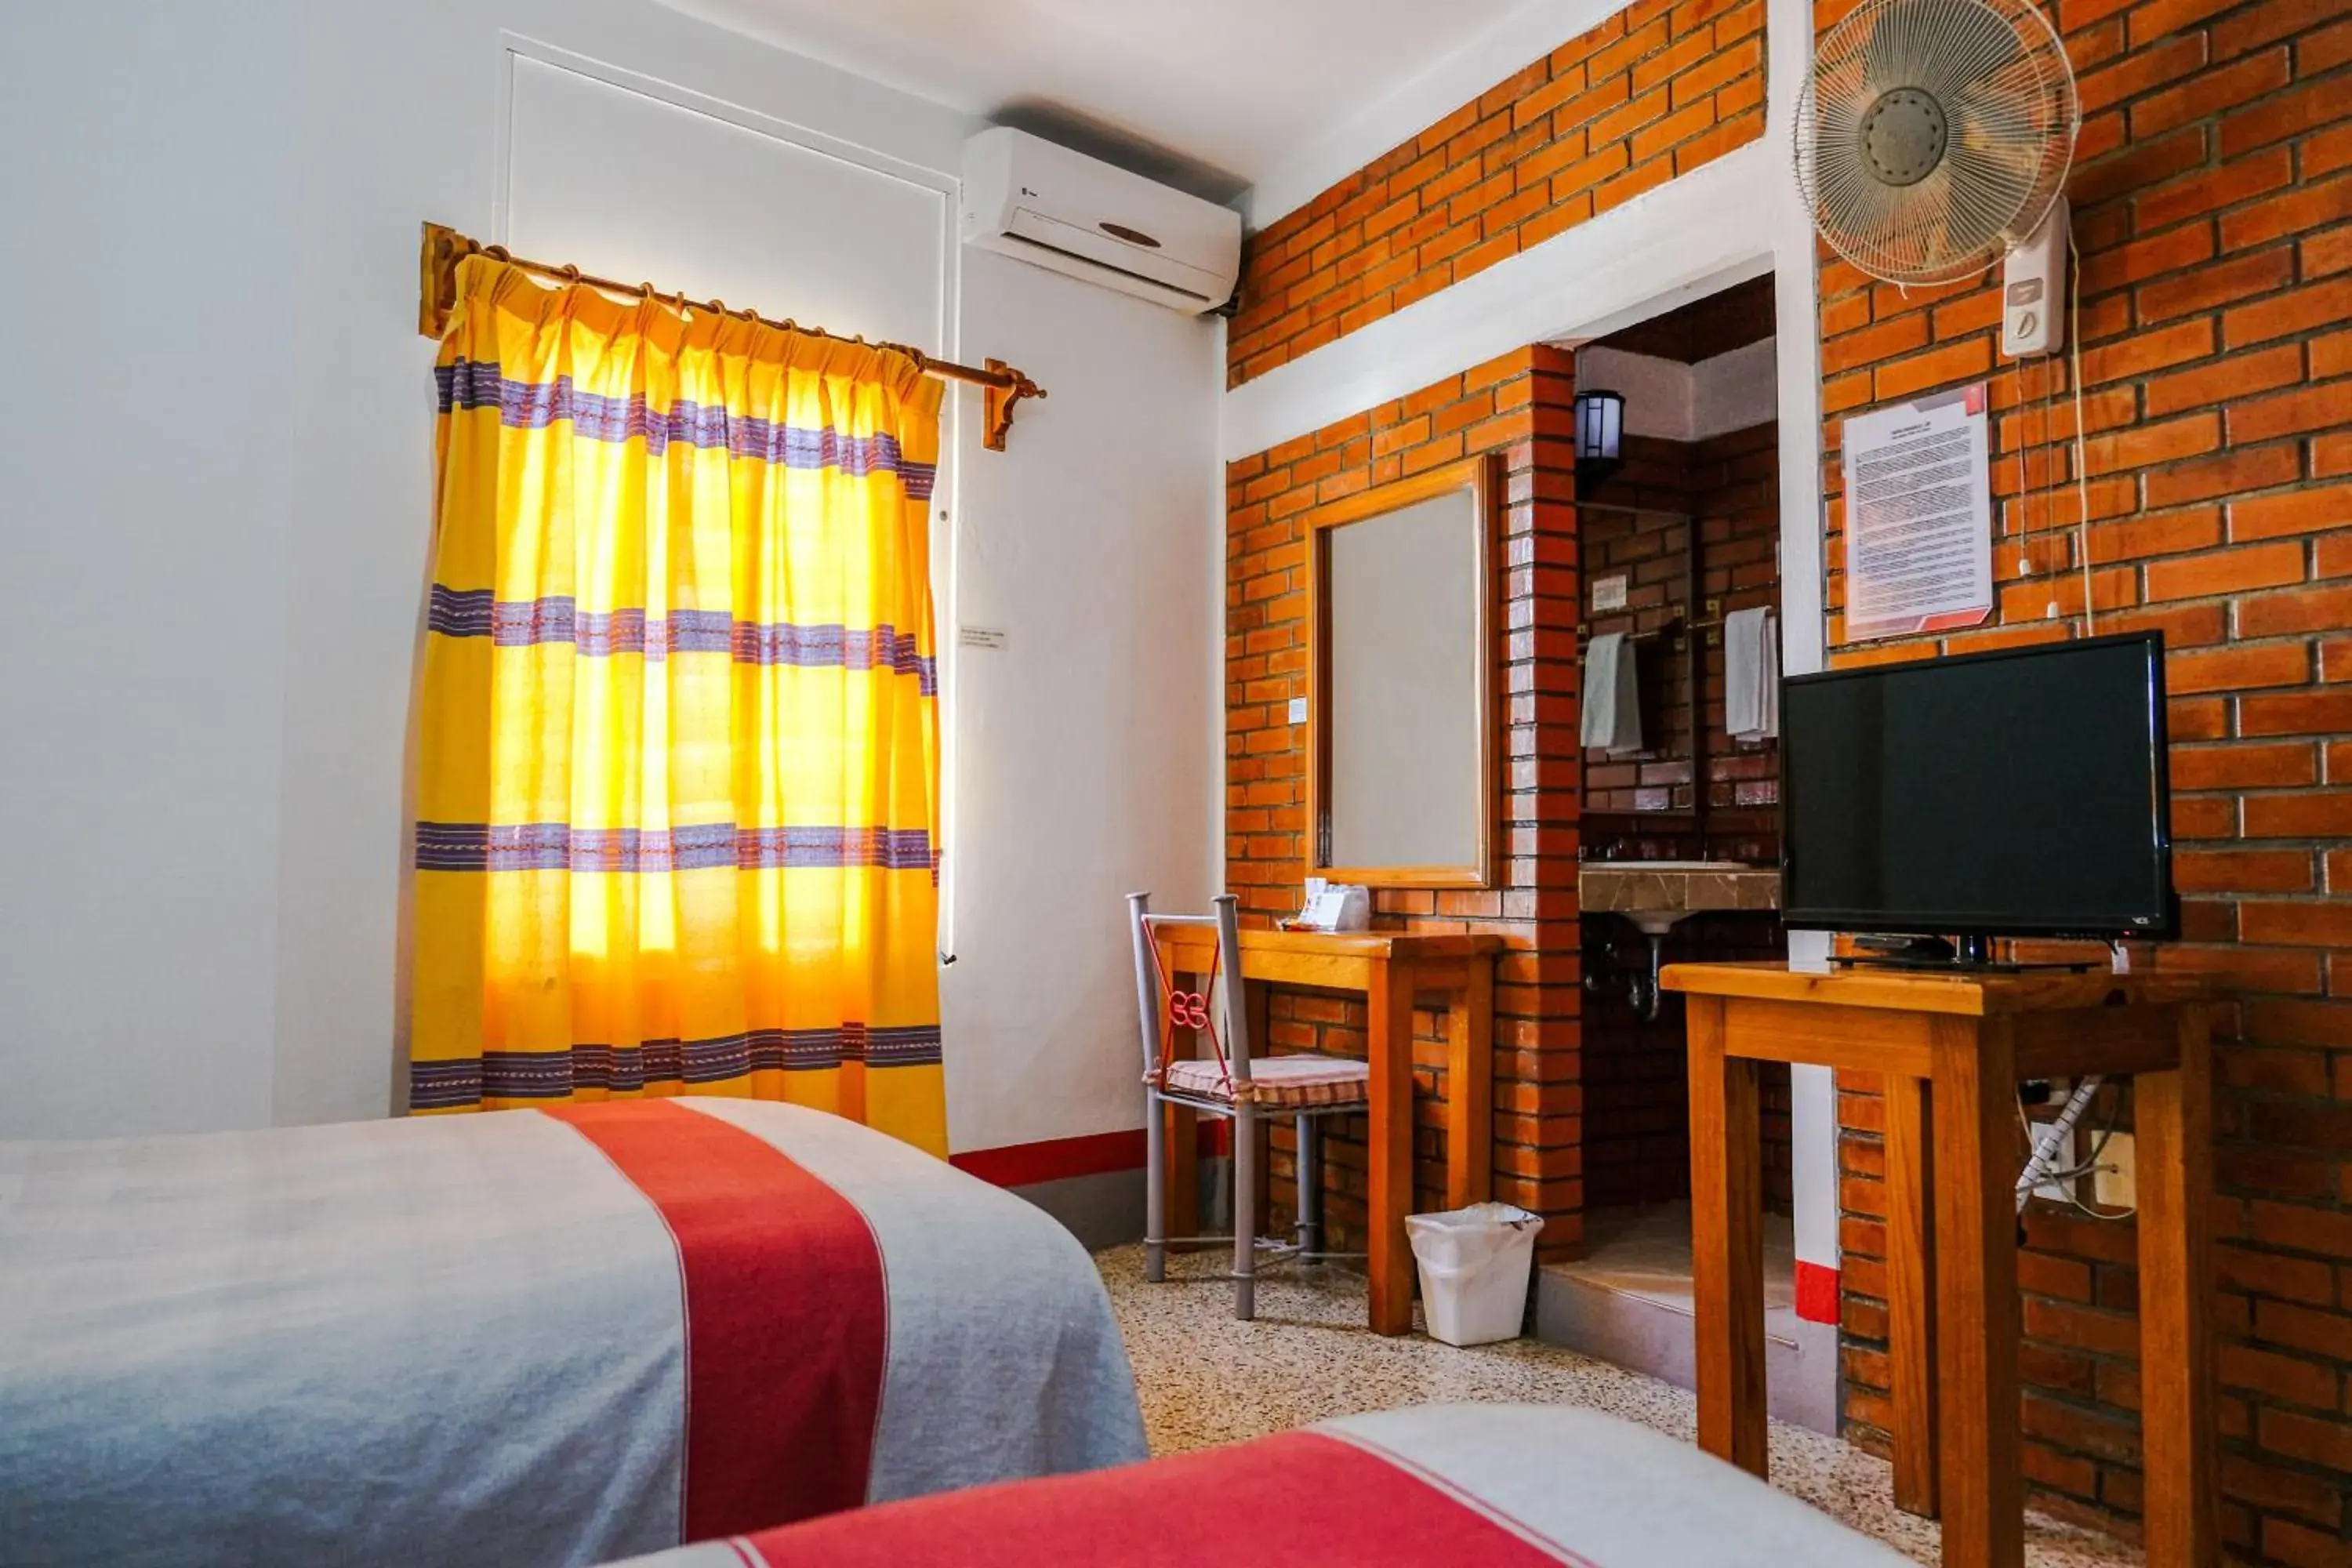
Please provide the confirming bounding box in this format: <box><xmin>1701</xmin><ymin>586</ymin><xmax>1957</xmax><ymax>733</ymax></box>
<box><xmin>1840</xmin><ymin>383</ymin><xmax>1994</xmax><ymax>642</ymax></box>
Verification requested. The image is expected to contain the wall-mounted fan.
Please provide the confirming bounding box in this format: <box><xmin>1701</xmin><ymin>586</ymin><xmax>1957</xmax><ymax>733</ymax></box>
<box><xmin>1794</xmin><ymin>0</ymin><xmax>2079</xmax><ymax>351</ymax></box>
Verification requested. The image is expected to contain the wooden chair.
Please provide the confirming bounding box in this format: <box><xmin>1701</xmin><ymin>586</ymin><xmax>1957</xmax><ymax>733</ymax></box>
<box><xmin>1127</xmin><ymin>891</ymin><xmax>1369</xmax><ymax>1319</ymax></box>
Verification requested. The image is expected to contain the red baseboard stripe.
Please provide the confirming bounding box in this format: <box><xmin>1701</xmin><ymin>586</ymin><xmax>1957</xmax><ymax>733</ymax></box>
<box><xmin>951</xmin><ymin>1123</ymin><xmax>1229</xmax><ymax>1188</ymax></box>
<box><xmin>1794</xmin><ymin>1259</ymin><xmax>1840</xmax><ymax>1325</ymax></box>
<box><xmin>952</xmin><ymin>1128</ymin><xmax>1147</xmax><ymax>1187</ymax></box>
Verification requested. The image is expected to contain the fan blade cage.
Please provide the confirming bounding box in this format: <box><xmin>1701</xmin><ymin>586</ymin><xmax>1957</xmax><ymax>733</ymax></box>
<box><xmin>1794</xmin><ymin>0</ymin><xmax>2079</xmax><ymax>285</ymax></box>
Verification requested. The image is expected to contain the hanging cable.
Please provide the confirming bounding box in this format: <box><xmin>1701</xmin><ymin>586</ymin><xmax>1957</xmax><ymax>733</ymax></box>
<box><xmin>2067</xmin><ymin>227</ymin><xmax>2095</xmax><ymax>635</ymax></box>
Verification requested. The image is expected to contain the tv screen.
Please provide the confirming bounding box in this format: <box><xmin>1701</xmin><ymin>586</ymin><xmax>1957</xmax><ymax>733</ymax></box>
<box><xmin>1781</xmin><ymin>631</ymin><xmax>2174</xmax><ymax>941</ymax></box>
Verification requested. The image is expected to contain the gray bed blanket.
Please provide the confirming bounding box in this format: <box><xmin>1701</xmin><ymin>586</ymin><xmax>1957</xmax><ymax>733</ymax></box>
<box><xmin>0</xmin><ymin>1100</ymin><xmax>1144</xmax><ymax>1566</ymax></box>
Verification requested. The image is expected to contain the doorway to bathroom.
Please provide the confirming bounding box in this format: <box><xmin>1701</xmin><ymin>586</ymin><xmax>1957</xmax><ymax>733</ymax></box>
<box><xmin>1537</xmin><ymin>274</ymin><xmax>1834</xmax><ymax>1433</ymax></box>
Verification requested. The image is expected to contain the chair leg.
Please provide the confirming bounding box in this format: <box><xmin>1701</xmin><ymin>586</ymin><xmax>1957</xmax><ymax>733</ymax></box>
<box><xmin>1233</xmin><ymin>1105</ymin><xmax>1257</xmax><ymax>1320</ymax></box>
<box><xmin>1296</xmin><ymin>1112</ymin><xmax>1321</xmax><ymax>1256</ymax></box>
<box><xmin>1145</xmin><ymin>1090</ymin><xmax>1166</xmax><ymax>1283</ymax></box>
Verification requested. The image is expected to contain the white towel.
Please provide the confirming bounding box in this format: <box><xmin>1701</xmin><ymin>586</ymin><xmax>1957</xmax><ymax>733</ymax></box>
<box><xmin>1726</xmin><ymin>606</ymin><xmax>1780</xmax><ymax>741</ymax></box>
<box><xmin>1580</xmin><ymin>632</ymin><xmax>1644</xmax><ymax>753</ymax></box>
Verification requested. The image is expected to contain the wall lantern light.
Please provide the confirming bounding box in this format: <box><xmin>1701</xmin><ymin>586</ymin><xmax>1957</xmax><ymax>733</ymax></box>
<box><xmin>1573</xmin><ymin>389</ymin><xmax>1625</xmax><ymax>488</ymax></box>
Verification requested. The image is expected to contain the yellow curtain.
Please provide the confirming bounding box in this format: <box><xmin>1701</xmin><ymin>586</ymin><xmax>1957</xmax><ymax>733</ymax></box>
<box><xmin>410</xmin><ymin>256</ymin><xmax>947</xmax><ymax>1156</ymax></box>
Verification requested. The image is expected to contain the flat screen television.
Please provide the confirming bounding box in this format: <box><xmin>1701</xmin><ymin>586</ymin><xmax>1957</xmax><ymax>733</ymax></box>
<box><xmin>1780</xmin><ymin>630</ymin><xmax>2176</xmax><ymax>956</ymax></box>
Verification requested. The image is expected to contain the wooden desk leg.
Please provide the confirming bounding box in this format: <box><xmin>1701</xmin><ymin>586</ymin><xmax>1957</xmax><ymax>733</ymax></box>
<box><xmin>1932</xmin><ymin>1016</ymin><xmax>2023</xmax><ymax>1568</ymax></box>
<box><xmin>1366</xmin><ymin>957</ymin><xmax>1415</xmax><ymax>1335</ymax></box>
<box><xmin>1444</xmin><ymin>962</ymin><xmax>1494</xmax><ymax>1210</ymax></box>
<box><xmin>1688</xmin><ymin>994</ymin><xmax>1769</xmax><ymax>1478</ymax></box>
<box><xmin>1162</xmin><ymin>969</ymin><xmax>1200</xmax><ymax>1241</ymax></box>
<box><xmin>1884</xmin><ymin>1073</ymin><xmax>1940</xmax><ymax>1519</ymax></box>
<box><xmin>2136</xmin><ymin>1007</ymin><xmax>2217</xmax><ymax>1568</ymax></box>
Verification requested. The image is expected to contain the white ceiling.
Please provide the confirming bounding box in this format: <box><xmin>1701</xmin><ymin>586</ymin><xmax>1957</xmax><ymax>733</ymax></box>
<box><xmin>657</xmin><ymin>0</ymin><xmax>1573</xmax><ymax>208</ymax></box>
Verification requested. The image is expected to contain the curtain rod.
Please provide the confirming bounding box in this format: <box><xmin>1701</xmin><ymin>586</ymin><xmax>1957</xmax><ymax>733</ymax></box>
<box><xmin>416</xmin><ymin>222</ymin><xmax>1046</xmax><ymax>452</ymax></box>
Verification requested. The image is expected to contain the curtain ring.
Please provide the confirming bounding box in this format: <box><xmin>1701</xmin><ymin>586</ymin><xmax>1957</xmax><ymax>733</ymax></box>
<box><xmin>485</xmin><ymin>244</ymin><xmax>512</xmax><ymax>261</ymax></box>
<box><xmin>558</xmin><ymin>263</ymin><xmax>581</xmax><ymax>284</ymax></box>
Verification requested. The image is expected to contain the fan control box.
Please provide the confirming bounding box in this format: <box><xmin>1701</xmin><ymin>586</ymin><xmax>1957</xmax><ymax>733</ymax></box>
<box><xmin>2001</xmin><ymin>199</ymin><xmax>2069</xmax><ymax>358</ymax></box>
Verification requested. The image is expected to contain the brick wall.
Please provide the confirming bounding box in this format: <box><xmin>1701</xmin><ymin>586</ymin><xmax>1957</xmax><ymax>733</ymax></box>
<box><xmin>1223</xmin><ymin>0</ymin><xmax>2346</xmax><ymax>1545</ymax></box>
<box><xmin>1223</xmin><ymin>0</ymin><xmax>1768</xmax><ymax>390</ymax></box>
<box><xmin>1581</xmin><ymin>422</ymin><xmax>1786</xmax><ymax>813</ymax></box>
<box><xmin>1815</xmin><ymin>0</ymin><xmax>2352</xmax><ymax>1555</ymax></box>
<box><xmin>1227</xmin><ymin>348</ymin><xmax>1587</xmax><ymax>1256</ymax></box>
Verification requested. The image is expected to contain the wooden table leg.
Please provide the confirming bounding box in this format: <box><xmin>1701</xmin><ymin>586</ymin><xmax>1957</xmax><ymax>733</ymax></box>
<box><xmin>1884</xmin><ymin>1073</ymin><xmax>1940</xmax><ymax>1519</ymax></box>
<box><xmin>1931</xmin><ymin>1016</ymin><xmax>2023</xmax><ymax>1568</ymax></box>
<box><xmin>1366</xmin><ymin>956</ymin><xmax>1415</xmax><ymax>1335</ymax></box>
<box><xmin>1688</xmin><ymin>994</ymin><xmax>1769</xmax><ymax>1477</ymax></box>
<box><xmin>2136</xmin><ymin>1007</ymin><xmax>2217</xmax><ymax>1568</ymax></box>
<box><xmin>1444</xmin><ymin>963</ymin><xmax>1494</xmax><ymax>1209</ymax></box>
<box><xmin>1161</xmin><ymin>968</ymin><xmax>1200</xmax><ymax>1240</ymax></box>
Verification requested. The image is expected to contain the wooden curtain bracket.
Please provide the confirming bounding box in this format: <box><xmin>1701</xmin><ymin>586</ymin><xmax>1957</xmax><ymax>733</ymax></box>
<box><xmin>419</xmin><ymin>222</ymin><xmax>467</xmax><ymax>338</ymax></box>
<box><xmin>982</xmin><ymin>358</ymin><xmax>1046</xmax><ymax>452</ymax></box>
<box><xmin>415</xmin><ymin>222</ymin><xmax>1047</xmax><ymax>452</ymax></box>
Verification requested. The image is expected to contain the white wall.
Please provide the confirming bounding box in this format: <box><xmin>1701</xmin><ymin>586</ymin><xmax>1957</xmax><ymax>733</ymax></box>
<box><xmin>2</xmin><ymin>0</ymin><xmax>1220</xmax><ymax>1150</ymax></box>
<box><xmin>0</xmin><ymin>2</ymin><xmax>299</xmax><ymax>1136</ymax></box>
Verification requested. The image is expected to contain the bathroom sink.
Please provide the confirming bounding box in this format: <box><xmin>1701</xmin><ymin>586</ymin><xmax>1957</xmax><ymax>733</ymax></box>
<box><xmin>1580</xmin><ymin>860</ymin><xmax>1782</xmax><ymax>1018</ymax></box>
<box><xmin>1579</xmin><ymin>861</ymin><xmax>1780</xmax><ymax>935</ymax></box>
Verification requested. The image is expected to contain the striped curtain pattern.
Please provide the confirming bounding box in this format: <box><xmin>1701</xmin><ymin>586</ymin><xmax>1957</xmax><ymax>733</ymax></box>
<box><xmin>410</xmin><ymin>256</ymin><xmax>948</xmax><ymax>1155</ymax></box>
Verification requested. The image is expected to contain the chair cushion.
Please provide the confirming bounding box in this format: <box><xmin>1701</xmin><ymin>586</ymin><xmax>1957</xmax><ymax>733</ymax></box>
<box><xmin>1161</xmin><ymin>1054</ymin><xmax>1370</xmax><ymax>1109</ymax></box>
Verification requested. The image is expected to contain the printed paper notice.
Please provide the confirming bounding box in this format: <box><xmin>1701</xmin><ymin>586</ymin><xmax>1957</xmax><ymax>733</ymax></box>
<box><xmin>1842</xmin><ymin>384</ymin><xmax>1994</xmax><ymax>642</ymax></box>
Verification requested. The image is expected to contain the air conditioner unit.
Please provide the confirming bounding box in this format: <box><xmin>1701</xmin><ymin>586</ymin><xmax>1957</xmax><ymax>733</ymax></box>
<box><xmin>960</xmin><ymin>127</ymin><xmax>1241</xmax><ymax>315</ymax></box>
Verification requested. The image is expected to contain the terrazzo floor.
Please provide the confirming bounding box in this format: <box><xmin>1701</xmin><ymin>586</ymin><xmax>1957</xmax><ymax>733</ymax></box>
<box><xmin>1098</xmin><ymin>1243</ymin><xmax>2140</xmax><ymax>1568</ymax></box>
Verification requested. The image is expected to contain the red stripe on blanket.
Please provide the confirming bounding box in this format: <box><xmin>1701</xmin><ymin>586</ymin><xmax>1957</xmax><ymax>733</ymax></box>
<box><xmin>543</xmin><ymin>1102</ymin><xmax>887</xmax><ymax>1541</ymax></box>
<box><xmin>732</xmin><ymin>1431</ymin><xmax>1581</xmax><ymax>1567</ymax></box>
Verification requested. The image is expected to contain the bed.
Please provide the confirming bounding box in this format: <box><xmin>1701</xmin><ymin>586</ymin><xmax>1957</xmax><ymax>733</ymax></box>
<box><xmin>0</xmin><ymin>1098</ymin><xmax>1145</xmax><ymax>1566</ymax></box>
<box><xmin>605</xmin><ymin>1403</ymin><xmax>1910</xmax><ymax>1568</ymax></box>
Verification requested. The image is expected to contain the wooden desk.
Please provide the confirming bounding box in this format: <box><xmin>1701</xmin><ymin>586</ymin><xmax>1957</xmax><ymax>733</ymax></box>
<box><xmin>1661</xmin><ymin>962</ymin><xmax>2216</xmax><ymax>1568</ymax></box>
<box><xmin>1152</xmin><ymin>927</ymin><xmax>1503</xmax><ymax>1335</ymax></box>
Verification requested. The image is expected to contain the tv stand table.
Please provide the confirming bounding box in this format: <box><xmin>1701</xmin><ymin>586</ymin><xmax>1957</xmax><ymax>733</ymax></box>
<box><xmin>1661</xmin><ymin>961</ymin><xmax>2216</xmax><ymax>1568</ymax></box>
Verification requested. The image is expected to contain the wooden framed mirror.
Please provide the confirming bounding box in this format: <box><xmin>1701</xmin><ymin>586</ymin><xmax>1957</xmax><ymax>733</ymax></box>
<box><xmin>1305</xmin><ymin>453</ymin><xmax>1497</xmax><ymax>889</ymax></box>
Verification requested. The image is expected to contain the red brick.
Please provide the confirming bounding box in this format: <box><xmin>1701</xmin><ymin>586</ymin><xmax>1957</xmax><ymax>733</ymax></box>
<box><xmin>2146</xmin><ymin>343</ymin><xmax>2305</xmax><ymax>417</ymax></box>
<box><xmin>2166</xmin><ymin>641</ymin><xmax>2310</xmax><ymax>693</ymax></box>
<box><xmin>2173</xmin><ymin>846</ymin><xmax>2314</xmax><ymax>891</ymax></box>
<box><xmin>2226</xmin><ymin>278</ymin><xmax>2352</xmax><ymax>350</ymax></box>
<box><xmin>2131</xmin><ymin>48</ymin><xmax>2294</xmax><ymax>138</ymax></box>
<box><xmin>2136</xmin><ymin>249</ymin><xmax>2296</xmax><ymax>322</ymax></box>
<box><xmin>2233</xmin><ymin>386</ymin><xmax>2352</xmax><ymax>446</ymax></box>
<box><xmin>2135</xmin><ymin>147</ymin><xmax>2292</xmax><ymax>234</ymax></box>
<box><xmin>2240</xmin><ymin>583</ymin><xmax>2352</xmax><ymax>637</ymax></box>
<box><xmin>2089</xmin><ymin>507</ymin><xmax>2222</xmax><ymax>562</ymax></box>
<box><xmin>2223</xmin><ymin>173</ymin><xmax>2352</xmax><ymax>251</ymax></box>
<box><xmin>2241</xmin><ymin>901</ymin><xmax>2352</xmax><ymax>947</ymax></box>
<box><xmin>2145</xmin><ymin>445</ymin><xmax>2303</xmax><ymax>510</ymax></box>
<box><xmin>2258</xmin><ymin>1405</ymin><xmax>2352</xmax><ymax>1471</ymax></box>
<box><xmin>2244</xmin><ymin>789</ymin><xmax>2352</xmax><ymax>835</ymax></box>
<box><xmin>2220</xmin><ymin>79</ymin><xmax>2350</xmax><ymax>157</ymax></box>
<box><xmin>2243</xmin><ymin>692</ymin><xmax>2352</xmax><ymax>738</ymax></box>
<box><xmin>2231</xmin><ymin>482</ymin><xmax>2352</xmax><ymax>543</ymax></box>
<box><xmin>2143</xmin><ymin>542</ymin><xmax>2307</xmax><ymax>602</ymax></box>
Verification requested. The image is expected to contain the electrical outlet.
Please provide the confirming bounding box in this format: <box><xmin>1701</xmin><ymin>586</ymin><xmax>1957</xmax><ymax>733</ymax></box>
<box><xmin>2030</xmin><ymin>1126</ymin><xmax>2078</xmax><ymax>1203</ymax></box>
<box><xmin>2095</xmin><ymin>1132</ymin><xmax>2136</xmax><ymax>1208</ymax></box>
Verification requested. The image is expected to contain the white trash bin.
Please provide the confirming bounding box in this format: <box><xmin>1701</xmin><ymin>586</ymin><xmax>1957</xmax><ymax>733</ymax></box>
<box><xmin>1406</xmin><ymin>1202</ymin><xmax>1545</xmax><ymax>1346</ymax></box>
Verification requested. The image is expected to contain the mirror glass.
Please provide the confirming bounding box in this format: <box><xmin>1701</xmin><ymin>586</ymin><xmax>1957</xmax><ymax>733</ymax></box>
<box><xmin>1311</xmin><ymin>458</ymin><xmax>1494</xmax><ymax>887</ymax></box>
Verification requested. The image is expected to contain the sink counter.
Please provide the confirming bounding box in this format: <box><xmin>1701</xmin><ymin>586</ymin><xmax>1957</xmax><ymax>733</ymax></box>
<box><xmin>1580</xmin><ymin>862</ymin><xmax>1781</xmax><ymax>926</ymax></box>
